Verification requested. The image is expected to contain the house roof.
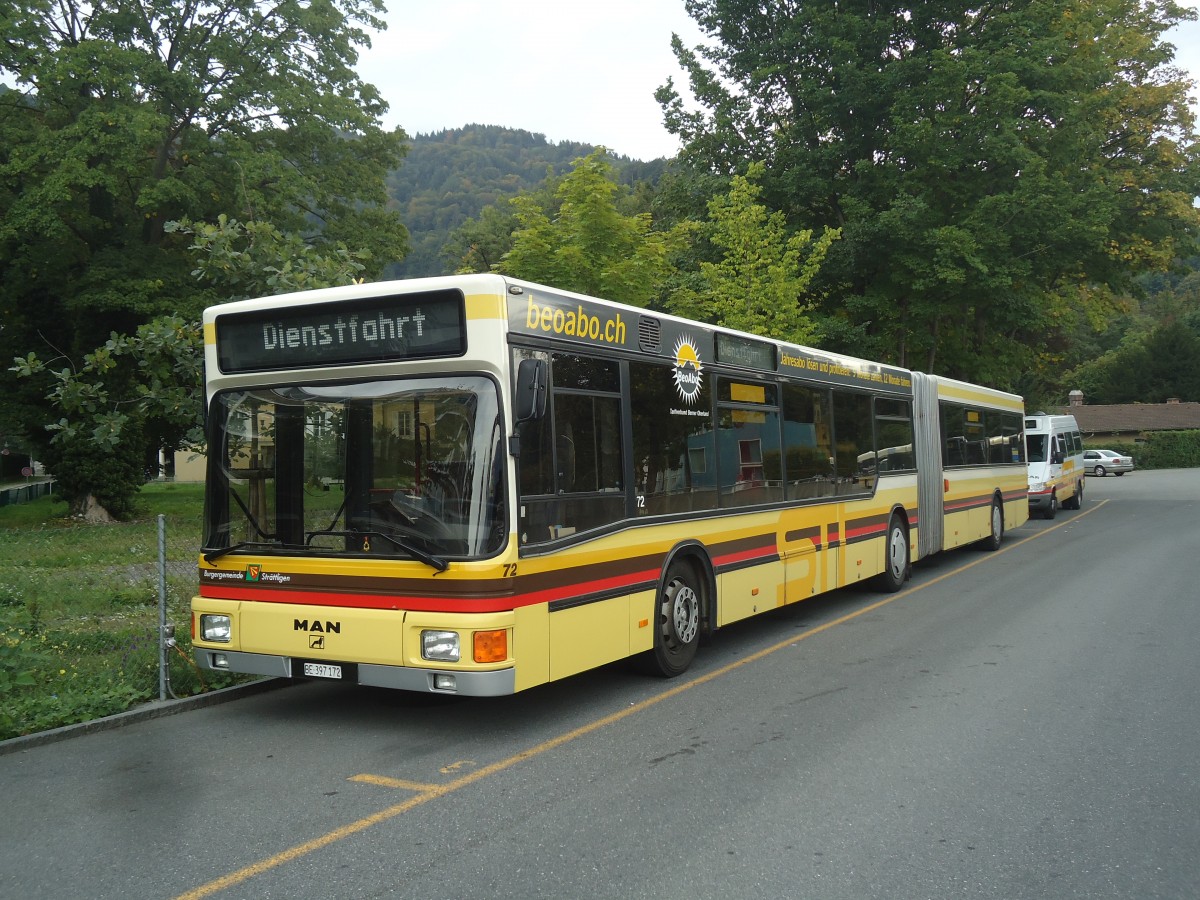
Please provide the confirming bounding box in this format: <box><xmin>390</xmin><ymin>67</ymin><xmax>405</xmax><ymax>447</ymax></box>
<box><xmin>1048</xmin><ymin>401</ymin><xmax>1200</xmax><ymax>434</ymax></box>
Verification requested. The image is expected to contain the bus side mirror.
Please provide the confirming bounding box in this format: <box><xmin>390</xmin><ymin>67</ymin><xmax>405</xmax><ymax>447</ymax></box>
<box><xmin>515</xmin><ymin>358</ymin><xmax>547</xmax><ymax>423</ymax></box>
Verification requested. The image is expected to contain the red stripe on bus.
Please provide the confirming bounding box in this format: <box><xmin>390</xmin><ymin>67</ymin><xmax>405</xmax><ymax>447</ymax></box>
<box><xmin>201</xmin><ymin>565</ymin><xmax>665</xmax><ymax>613</ymax></box>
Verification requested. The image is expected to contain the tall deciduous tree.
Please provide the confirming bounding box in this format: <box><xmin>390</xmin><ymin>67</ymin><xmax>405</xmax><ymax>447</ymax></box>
<box><xmin>669</xmin><ymin>162</ymin><xmax>838</xmax><ymax>344</ymax></box>
<box><xmin>0</xmin><ymin>0</ymin><xmax>408</xmax><ymax>468</ymax></box>
<box><xmin>659</xmin><ymin>0</ymin><xmax>1200</xmax><ymax>385</ymax></box>
<box><xmin>498</xmin><ymin>149</ymin><xmax>695</xmax><ymax>307</ymax></box>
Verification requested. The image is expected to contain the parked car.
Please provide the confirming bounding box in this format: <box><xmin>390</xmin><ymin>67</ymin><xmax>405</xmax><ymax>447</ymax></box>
<box><xmin>1083</xmin><ymin>449</ymin><xmax>1134</xmax><ymax>476</ymax></box>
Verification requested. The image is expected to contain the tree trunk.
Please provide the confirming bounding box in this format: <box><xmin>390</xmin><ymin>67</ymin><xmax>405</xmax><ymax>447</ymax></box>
<box><xmin>73</xmin><ymin>494</ymin><xmax>115</xmax><ymax>524</ymax></box>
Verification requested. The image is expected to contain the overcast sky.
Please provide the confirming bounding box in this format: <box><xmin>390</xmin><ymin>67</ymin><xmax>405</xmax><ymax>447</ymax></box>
<box><xmin>358</xmin><ymin>0</ymin><xmax>1200</xmax><ymax>162</ymax></box>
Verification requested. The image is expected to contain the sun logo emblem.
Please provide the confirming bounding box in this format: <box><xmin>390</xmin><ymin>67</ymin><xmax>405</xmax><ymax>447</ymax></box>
<box><xmin>672</xmin><ymin>336</ymin><xmax>704</xmax><ymax>404</ymax></box>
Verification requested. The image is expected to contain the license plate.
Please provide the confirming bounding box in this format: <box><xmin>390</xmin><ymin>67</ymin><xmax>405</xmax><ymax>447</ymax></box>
<box><xmin>302</xmin><ymin>662</ymin><xmax>342</xmax><ymax>679</ymax></box>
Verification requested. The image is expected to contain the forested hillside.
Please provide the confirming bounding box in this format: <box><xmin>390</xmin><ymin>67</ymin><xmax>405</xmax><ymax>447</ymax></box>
<box><xmin>386</xmin><ymin>125</ymin><xmax>666</xmax><ymax>277</ymax></box>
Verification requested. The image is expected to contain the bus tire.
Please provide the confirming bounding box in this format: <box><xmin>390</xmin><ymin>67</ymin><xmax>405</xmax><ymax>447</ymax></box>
<box><xmin>977</xmin><ymin>497</ymin><xmax>1003</xmax><ymax>551</ymax></box>
<box><xmin>1063</xmin><ymin>480</ymin><xmax>1082</xmax><ymax>510</ymax></box>
<box><xmin>873</xmin><ymin>514</ymin><xmax>909</xmax><ymax>593</ymax></box>
<box><xmin>646</xmin><ymin>562</ymin><xmax>702</xmax><ymax>677</ymax></box>
<box><xmin>1044</xmin><ymin>493</ymin><xmax>1057</xmax><ymax>520</ymax></box>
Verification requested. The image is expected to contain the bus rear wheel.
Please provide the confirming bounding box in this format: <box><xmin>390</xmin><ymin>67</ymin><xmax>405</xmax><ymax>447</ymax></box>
<box><xmin>647</xmin><ymin>563</ymin><xmax>702</xmax><ymax>677</ymax></box>
<box><xmin>977</xmin><ymin>497</ymin><xmax>1003</xmax><ymax>551</ymax></box>
<box><xmin>873</xmin><ymin>515</ymin><xmax>909</xmax><ymax>593</ymax></box>
<box><xmin>1063</xmin><ymin>480</ymin><xmax>1082</xmax><ymax>510</ymax></box>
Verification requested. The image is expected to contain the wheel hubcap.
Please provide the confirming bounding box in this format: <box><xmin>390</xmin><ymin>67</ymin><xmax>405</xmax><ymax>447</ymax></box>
<box><xmin>888</xmin><ymin>528</ymin><xmax>906</xmax><ymax>577</ymax></box>
<box><xmin>663</xmin><ymin>580</ymin><xmax>699</xmax><ymax>647</ymax></box>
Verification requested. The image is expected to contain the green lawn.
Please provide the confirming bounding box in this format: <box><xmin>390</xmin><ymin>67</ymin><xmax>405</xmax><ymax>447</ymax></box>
<box><xmin>0</xmin><ymin>483</ymin><xmax>245</xmax><ymax>741</ymax></box>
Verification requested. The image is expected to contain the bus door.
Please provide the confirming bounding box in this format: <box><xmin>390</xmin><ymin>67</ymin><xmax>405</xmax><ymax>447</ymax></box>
<box><xmin>777</xmin><ymin>509</ymin><xmax>823</xmax><ymax>604</ymax></box>
<box><xmin>778</xmin><ymin>383</ymin><xmax>838</xmax><ymax>602</ymax></box>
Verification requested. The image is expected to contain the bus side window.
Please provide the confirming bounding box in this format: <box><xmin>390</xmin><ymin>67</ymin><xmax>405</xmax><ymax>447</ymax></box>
<box><xmin>518</xmin><ymin>351</ymin><xmax>625</xmax><ymax>545</ymax></box>
<box><xmin>874</xmin><ymin>398</ymin><xmax>914</xmax><ymax>473</ymax></box>
<box><xmin>831</xmin><ymin>390</ymin><xmax>874</xmax><ymax>495</ymax></box>
<box><xmin>782</xmin><ymin>383</ymin><xmax>835</xmax><ymax>500</ymax></box>
<box><xmin>630</xmin><ymin>357</ymin><xmax>716</xmax><ymax>516</ymax></box>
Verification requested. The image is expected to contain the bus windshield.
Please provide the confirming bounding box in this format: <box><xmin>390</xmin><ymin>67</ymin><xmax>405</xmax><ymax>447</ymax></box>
<box><xmin>1026</xmin><ymin>434</ymin><xmax>1047</xmax><ymax>463</ymax></box>
<box><xmin>203</xmin><ymin>375</ymin><xmax>505</xmax><ymax>562</ymax></box>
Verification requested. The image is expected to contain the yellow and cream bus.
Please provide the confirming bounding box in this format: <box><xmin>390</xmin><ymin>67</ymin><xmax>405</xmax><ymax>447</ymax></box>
<box><xmin>191</xmin><ymin>274</ymin><xmax>1028</xmax><ymax>695</ymax></box>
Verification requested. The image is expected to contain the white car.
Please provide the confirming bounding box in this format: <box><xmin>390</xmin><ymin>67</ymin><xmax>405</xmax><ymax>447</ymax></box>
<box><xmin>1083</xmin><ymin>449</ymin><xmax>1134</xmax><ymax>476</ymax></box>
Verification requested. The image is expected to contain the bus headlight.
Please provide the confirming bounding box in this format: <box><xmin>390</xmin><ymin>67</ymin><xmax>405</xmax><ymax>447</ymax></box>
<box><xmin>200</xmin><ymin>614</ymin><xmax>232</xmax><ymax>643</ymax></box>
<box><xmin>422</xmin><ymin>630</ymin><xmax>460</xmax><ymax>662</ymax></box>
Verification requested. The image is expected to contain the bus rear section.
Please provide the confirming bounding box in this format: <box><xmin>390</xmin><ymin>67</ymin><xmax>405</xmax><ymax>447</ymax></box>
<box><xmin>911</xmin><ymin>374</ymin><xmax>1029</xmax><ymax>559</ymax></box>
<box><xmin>1025</xmin><ymin>414</ymin><xmax>1084</xmax><ymax>518</ymax></box>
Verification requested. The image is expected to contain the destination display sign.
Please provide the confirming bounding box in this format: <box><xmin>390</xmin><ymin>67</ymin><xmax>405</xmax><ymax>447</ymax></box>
<box><xmin>716</xmin><ymin>332</ymin><xmax>776</xmax><ymax>371</ymax></box>
<box><xmin>216</xmin><ymin>289</ymin><xmax>466</xmax><ymax>373</ymax></box>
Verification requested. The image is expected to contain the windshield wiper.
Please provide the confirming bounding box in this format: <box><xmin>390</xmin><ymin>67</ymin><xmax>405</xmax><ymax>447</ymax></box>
<box><xmin>202</xmin><ymin>540</ymin><xmax>305</xmax><ymax>564</ymax></box>
<box><xmin>310</xmin><ymin>528</ymin><xmax>448</xmax><ymax>573</ymax></box>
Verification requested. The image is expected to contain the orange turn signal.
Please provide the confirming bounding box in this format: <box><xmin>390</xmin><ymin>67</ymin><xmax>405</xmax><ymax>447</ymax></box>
<box><xmin>474</xmin><ymin>629</ymin><xmax>508</xmax><ymax>663</ymax></box>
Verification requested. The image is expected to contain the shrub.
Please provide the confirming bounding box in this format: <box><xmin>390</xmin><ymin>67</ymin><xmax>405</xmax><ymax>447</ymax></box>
<box><xmin>1137</xmin><ymin>430</ymin><xmax>1200</xmax><ymax>470</ymax></box>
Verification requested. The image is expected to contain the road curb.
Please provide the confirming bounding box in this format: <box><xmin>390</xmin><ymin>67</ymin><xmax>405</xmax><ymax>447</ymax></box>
<box><xmin>0</xmin><ymin>678</ymin><xmax>291</xmax><ymax>756</ymax></box>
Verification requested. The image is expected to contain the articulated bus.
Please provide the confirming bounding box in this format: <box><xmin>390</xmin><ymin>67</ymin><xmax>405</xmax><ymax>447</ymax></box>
<box><xmin>192</xmin><ymin>274</ymin><xmax>1028</xmax><ymax>695</ymax></box>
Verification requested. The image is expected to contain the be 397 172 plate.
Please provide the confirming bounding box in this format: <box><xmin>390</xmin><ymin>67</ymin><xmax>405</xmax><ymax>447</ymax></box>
<box><xmin>302</xmin><ymin>661</ymin><xmax>342</xmax><ymax>679</ymax></box>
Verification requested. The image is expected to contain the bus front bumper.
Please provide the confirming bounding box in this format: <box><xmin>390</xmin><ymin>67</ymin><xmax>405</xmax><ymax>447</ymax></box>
<box><xmin>194</xmin><ymin>649</ymin><xmax>516</xmax><ymax>696</ymax></box>
<box><xmin>1027</xmin><ymin>484</ymin><xmax>1055</xmax><ymax>511</ymax></box>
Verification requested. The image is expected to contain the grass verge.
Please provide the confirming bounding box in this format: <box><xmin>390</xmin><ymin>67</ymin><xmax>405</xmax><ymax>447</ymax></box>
<box><xmin>0</xmin><ymin>483</ymin><xmax>247</xmax><ymax>741</ymax></box>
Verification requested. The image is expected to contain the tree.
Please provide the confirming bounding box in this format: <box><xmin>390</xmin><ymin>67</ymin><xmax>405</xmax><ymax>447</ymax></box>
<box><xmin>10</xmin><ymin>315</ymin><xmax>204</xmax><ymax>520</ymax></box>
<box><xmin>0</xmin><ymin>0</ymin><xmax>408</xmax><ymax>470</ymax></box>
<box><xmin>166</xmin><ymin>215</ymin><xmax>372</xmax><ymax>300</ymax></box>
<box><xmin>443</xmin><ymin>202</ymin><xmax>519</xmax><ymax>274</ymax></box>
<box><xmin>659</xmin><ymin>0</ymin><xmax>1200</xmax><ymax>386</ymax></box>
<box><xmin>1071</xmin><ymin>320</ymin><xmax>1200</xmax><ymax>404</ymax></box>
<box><xmin>668</xmin><ymin>163</ymin><xmax>838</xmax><ymax>344</ymax></box>
<box><xmin>497</xmin><ymin>149</ymin><xmax>695</xmax><ymax>307</ymax></box>
<box><xmin>10</xmin><ymin>215</ymin><xmax>374</xmax><ymax>518</ymax></box>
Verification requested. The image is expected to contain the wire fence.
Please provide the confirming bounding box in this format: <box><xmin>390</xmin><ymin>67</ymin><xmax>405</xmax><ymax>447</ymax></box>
<box><xmin>149</xmin><ymin>515</ymin><xmax>213</xmax><ymax>701</ymax></box>
<box><xmin>0</xmin><ymin>495</ymin><xmax>239</xmax><ymax>739</ymax></box>
<box><xmin>64</xmin><ymin>514</ymin><xmax>203</xmax><ymax>701</ymax></box>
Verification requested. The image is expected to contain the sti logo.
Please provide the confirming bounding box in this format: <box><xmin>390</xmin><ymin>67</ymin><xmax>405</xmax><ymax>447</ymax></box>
<box><xmin>245</xmin><ymin>565</ymin><xmax>261</xmax><ymax>582</ymax></box>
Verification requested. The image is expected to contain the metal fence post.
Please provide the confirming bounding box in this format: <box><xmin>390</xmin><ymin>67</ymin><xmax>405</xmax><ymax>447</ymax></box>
<box><xmin>157</xmin><ymin>514</ymin><xmax>167</xmax><ymax>702</ymax></box>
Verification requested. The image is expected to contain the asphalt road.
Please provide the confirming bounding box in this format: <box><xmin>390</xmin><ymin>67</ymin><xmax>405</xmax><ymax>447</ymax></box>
<box><xmin>2</xmin><ymin>468</ymin><xmax>1197</xmax><ymax>899</ymax></box>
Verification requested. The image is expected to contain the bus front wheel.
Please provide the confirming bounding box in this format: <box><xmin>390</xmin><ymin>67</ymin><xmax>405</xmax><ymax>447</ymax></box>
<box><xmin>647</xmin><ymin>563</ymin><xmax>702</xmax><ymax>677</ymax></box>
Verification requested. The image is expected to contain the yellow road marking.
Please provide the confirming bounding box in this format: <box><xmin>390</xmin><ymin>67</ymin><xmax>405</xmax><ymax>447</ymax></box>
<box><xmin>176</xmin><ymin>505</ymin><xmax>1102</xmax><ymax>899</ymax></box>
<box><xmin>348</xmin><ymin>774</ymin><xmax>441</xmax><ymax>792</ymax></box>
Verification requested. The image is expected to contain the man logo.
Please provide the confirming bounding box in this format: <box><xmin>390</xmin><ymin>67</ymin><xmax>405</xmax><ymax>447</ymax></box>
<box><xmin>672</xmin><ymin>336</ymin><xmax>704</xmax><ymax>404</ymax></box>
<box><xmin>295</xmin><ymin>619</ymin><xmax>341</xmax><ymax>634</ymax></box>
<box><xmin>309</xmin><ymin>635</ymin><xmax>324</xmax><ymax>650</ymax></box>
